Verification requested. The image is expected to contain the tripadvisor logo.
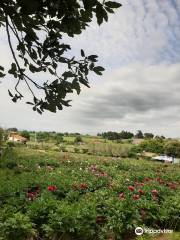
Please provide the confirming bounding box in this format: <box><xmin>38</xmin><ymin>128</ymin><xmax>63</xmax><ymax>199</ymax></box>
<box><xmin>135</xmin><ymin>227</ymin><xmax>143</xmax><ymax>236</ymax></box>
<box><xmin>135</xmin><ymin>227</ymin><xmax>173</xmax><ymax>236</ymax></box>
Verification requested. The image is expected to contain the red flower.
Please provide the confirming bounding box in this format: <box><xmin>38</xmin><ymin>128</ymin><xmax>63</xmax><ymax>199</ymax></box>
<box><xmin>79</xmin><ymin>183</ymin><xmax>88</xmax><ymax>190</ymax></box>
<box><xmin>99</xmin><ymin>172</ymin><xmax>108</xmax><ymax>177</ymax></box>
<box><xmin>128</xmin><ymin>186</ymin><xmax>135</xmax><ymax>191</ymax></box>
<box><xmin>119</xmin><ymin>192</ymin><xmax>125</xmax><ymax>200</ymax></box>
<box><xmin>144</xmin><ymin>177</ymin><xmax>152</xmax><ymax>182</ymax></box>
<box><xmin>140</xmin><ymin>209</ymin><xmax>146</xmax><ymax>219</ymax></box>
<box><xmin>27</xmin><ymin>192</ymin><xmax>37</xmax><ymax>201</ymax></box>
<box><xmin>48</xmin><ymin>185</ymin><xmax>57</xmax><ymax>192</ymax></box>
<box><xmin>151</xmin><ymin>189</ymin><xmax>158</xmax><ymax>196</ymax></box>
<box><xmin>167</xmin><ymin>182</ymin><xmax>178</xmax><ymax>190</ymax></box>
<box><xmin>133</xmin><ymin>194</ymin><xmax>140</xmax><ymax>200</ymax></box>
<box><xmin>138</xmin><ymin>189</ymin><xmax>144</xmax><ymax>195</ymax></box>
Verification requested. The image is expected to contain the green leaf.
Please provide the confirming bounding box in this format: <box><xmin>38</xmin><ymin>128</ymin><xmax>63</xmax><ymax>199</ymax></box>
<box><xmin>26</xmin><ymin>102</ymin><xmax>34</xmax><ymax>105</ymax></box>
<box><xmin>0</xmin><ymin>66</ymin><xmax>4</xmax><ymax>71</ymax></box>
<box><xmin>105</xmin><ymin>1</ymin><xmax>122</xmax><ymax>8</ymax></box>
<box><xmin>37</xmin><ymin>108</ymin><xmax>42</xmax><ymax>114</ymax></box>
<box><xmin>8</xmin><ymin>90</ymin><xmax>13</xmax><ymax>97</ymax></box>
<box><xmin>48</xmin><ymin>68</ymin><xmax>54</xmax><ymax>75</ymax></box>
<box><xmin>88</xmin><ymin>55</ymin><xmax>98</xmax><ymax>62</ymax></box>
<box><xmin>0</xmin><ymin>72</ymin><xmax>5</xmax><ymax>78</ymax></box>
<box><xmin>93</xmin><ymin>66</ymin><xmax>105</xmax><ymax>72</ymax></box>
<box><xmin>81</xmin><ymin>49</ymin><xmax>85</xmax><ymax>57</ymax></box>
<box><xmin>93</xmin><ymin>66</ymin><xmax>105</xmax><ymax>75</ymax></box>
<box><xmin>8</xmin><ymin>63</ymin><xmax>17</xmax><ymax>77</ymax></box>
<box><xmin>62</xmin><ymin>71</ymin><xmax>74</xmax><ymax>78</ymax></box>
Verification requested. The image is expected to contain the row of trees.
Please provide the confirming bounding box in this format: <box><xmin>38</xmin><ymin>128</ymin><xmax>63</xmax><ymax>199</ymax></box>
<box><xmin>99</xmin><ymin>131</ymin><xmax>134</xmax><ymax>140</ymax></box>
<box><xmin>98</xmin><ymin>130</ymin><xmax>165</xmax><ymax>140</ymax></box>
<box><xmin>132</xmin><ymin>139</ymin><xmax>180</xmax><ymax>157</ymax></box>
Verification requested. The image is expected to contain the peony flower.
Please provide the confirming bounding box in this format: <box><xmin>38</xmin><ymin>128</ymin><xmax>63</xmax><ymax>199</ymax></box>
<box><xmin>79</xmin><ymin>183</ymin><xmax>88</xmax><ymax>190</ymax></box>
<box><xmin>128</xmin><ymin>186</ymin><xmax>135</xmax><ymax>191</ymax></box>
<box><xmin>132</xmin><ymin>194</ymin><xmax>140</xmax><ymax>200</ymax></box>
<box><xmin>138</xmin><ymin>189</ymin><xmax>144</xmax><ymax>195</ymax></box>
<box><xmin>27</xmin><ymin>192</ymin><xmax>37</xmax><ymax>201</ymax></box>
<box><xmin>119</xmin><ymin>192</ymin><xmax>125</xmax><ymax>200</ymax></box>
<box><xmin>151</xmin><ymin>189</ymin><xmax>158</xmax><ymax>196</ymax></box>
<box><xmin>48</xmin><ymin>185</ymin><xmax>57</xmax><ymax>192</ymax></box>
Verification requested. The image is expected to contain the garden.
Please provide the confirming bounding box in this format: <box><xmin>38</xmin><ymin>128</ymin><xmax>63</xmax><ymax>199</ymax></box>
<box><xmin>0</xmin><ymin>146</ymin><xmax>179</xmax><ymax>240</ymax></box>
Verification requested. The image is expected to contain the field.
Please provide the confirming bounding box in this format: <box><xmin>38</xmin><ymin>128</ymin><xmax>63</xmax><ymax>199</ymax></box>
<box><xmin>0</xmin><ymin>140</ymin><xmax>180</xmax><ymax>240</ymax></box>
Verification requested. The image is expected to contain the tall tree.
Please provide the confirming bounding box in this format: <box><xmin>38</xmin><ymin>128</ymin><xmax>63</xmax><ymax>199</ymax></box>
<box><xmin>0</xmin><ymin>0</ymin><xmax>122</xmax><ymax>114</ymax></box>
<box><xmin>135</xmin><ymin>130</ymin><xmax>144</xmax><ymax>139</ymax></box>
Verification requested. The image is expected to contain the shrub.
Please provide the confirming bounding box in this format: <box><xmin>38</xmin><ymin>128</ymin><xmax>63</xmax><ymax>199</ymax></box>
<box><xmin>74</xmin><ymin>147</ymin><xmax>80</xmax><ymax>153</ymax></box>
<box><xmin>59</xmin><ymin>145</ymin><xmax>67</xmax><ymax>152</ymax></box>
<box><xmin>139</xmin><ymin>139</ymin><xmax>164</xmax><ymax>154</ymax></box>
<box><xmin>74</xmin><ymin>136</ymin><xmax>83</xmax><ymax>144</ymax></box>
<box><xmin>6</xmin><ymin>141</ymin><xmax>16</xmax><ymax>148</ymax></box>
<box><xmin>82</xmin><ymin>148</ymin><xmax>89</xmax><ymax>154</ymax></box>
<box><xmin>0</xmin><ymin>212</ymin><xmax>36</xmax><ymax>240</ymax></box>
<box><xmin>164</xmin><ymin>141</ymin><xmax>180</xmax><ymax>157</ymax></box>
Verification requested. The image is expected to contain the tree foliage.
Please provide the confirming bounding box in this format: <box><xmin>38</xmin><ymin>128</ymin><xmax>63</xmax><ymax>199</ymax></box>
<box><xmin>20</xmin><ymin>130</ymin><xmax>30</xmax><ymax>140</ymax></box>
<box><xmin>0</xmin><ymin>127</ymin><xmax>4</xmax><ymax>146</ymax></box>
<box><xmin>135</xmin><ymin>130</ymin><xmax>144</xmax><ymax>139</ymax></box>
<box><xmin>164</xmin><ymin>141</ymin><xmax>180</xmax><ymax>157</ymax></box>
<box><xmin>101</xmin><ymin>131</ymin><xmax>134</xmax><ymax>140</ymax></box>
<box><xmin>144</xmin><ymin>133</ymin><xmax>154</xmax><ymax>139</ymax></box>
<box><xmin>0</xmin><ymin>0</ymin><xmax>122</xmax><ymax>113</ymax></box>
<box><xmin>139</xmin><ymin>139</ymin><xmax>164</xmax><ymax>154</ymax></box>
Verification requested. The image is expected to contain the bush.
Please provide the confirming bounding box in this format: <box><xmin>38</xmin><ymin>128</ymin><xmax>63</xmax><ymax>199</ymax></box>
<box><xmin>164</xmin><ymin>141</ymin><xmax>180</xmax><ymax>157</ymax></box>
<box><xmin>74</xmin><ymin>136</ymin><xmax>83</xmax><ymax>144</ymax></box>
<box><xmin>0</xmin><ymin>212</ymin><xmax>36</xmax><ymax>240</ymax></box>
<box><xmin>82</xmin><ymin>148</ymin><xmax>89</xmax><ymax>154</ymax></box>
<box><xmin>139</xmin><ymin>139</ymin><xmax>164</xmax><ymax>154</ymax></box>
<box><xmin>6</xmin><ymin>141</ymin><xmax>15</xmax><ymax>147</ymax></box>
<box><xmin>59</xmin><ymin>145</ymin><xmax>67</xmax><ymax>152</ymax></box>
<box><xmin>74</xmin><ymin>147</ymin><xmax>80</xmax><ymax>153</ymax></box>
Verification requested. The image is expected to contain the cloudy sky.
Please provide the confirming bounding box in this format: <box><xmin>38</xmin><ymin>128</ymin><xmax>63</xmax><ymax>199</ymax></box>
<box><xmin>0</xmin><ymin>0</ymin><xmax>180</xmax><ymax>137</ymax></box>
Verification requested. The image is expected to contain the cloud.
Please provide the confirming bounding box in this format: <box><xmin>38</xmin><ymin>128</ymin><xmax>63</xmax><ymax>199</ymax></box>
<box><xmin>0</xmin><ymin>0</ymin><xmax>180</xmax><ymax>137</ymax></box>
<box><xmin>67</xmin><ymin>0</ymin><xmax>180</xmax><ymax>66</ymax></box>
<box><xmin>69</xmin><ymin>63</ymin><xmax>180</xmax><ymax>136</ymax></box>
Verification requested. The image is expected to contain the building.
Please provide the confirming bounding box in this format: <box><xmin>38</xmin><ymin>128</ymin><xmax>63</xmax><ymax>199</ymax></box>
<box><xmin>8</xmin><ymin>132</ymin><xmax>28</xmax><ymax>144</ymax></box>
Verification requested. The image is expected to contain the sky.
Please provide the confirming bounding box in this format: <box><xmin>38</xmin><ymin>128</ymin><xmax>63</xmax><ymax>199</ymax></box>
<box><xmin>0</xmin><ymin>0</ymin><xmax>180</xmax><ymax>137</ymax></box>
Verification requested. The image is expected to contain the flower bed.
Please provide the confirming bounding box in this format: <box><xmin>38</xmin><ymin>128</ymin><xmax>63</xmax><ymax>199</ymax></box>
<box><xmin>0</xmin><ymin>149</ymin><xmax>179</xmax><ymax>240</ymax></box>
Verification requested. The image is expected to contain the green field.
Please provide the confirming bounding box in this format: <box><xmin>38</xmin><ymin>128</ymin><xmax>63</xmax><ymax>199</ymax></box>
<box><xmin>0</xmin><ymin>145</ymin><xmax>179</xmax><ymax>240</ymax></box>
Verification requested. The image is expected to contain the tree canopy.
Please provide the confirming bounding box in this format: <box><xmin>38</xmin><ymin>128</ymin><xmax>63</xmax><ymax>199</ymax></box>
<box><xmin>0</xmin><ymin>0</ymin><xmax>122</xmax><ymax>113</ymax></box>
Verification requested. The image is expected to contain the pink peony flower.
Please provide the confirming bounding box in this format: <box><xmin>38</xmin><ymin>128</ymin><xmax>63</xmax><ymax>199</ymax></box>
<box><xmin>119</xmin><ymin>192</ymin><xmax>125</xmax><ymax>200</ymax></box>
<box><xmin>132</xmin><ymin>194</ymin><xmax>140</xmax><ymax>200</ymax></box>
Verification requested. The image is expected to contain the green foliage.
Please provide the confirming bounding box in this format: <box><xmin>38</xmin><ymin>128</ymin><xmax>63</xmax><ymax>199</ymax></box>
<box><xmin>55</xmin><ymin>135</ymin><xmax>64</xmax><ymax>145</ymax></box>
<box><xmin>0</xmin><ymin>212</ymin><xmax>36</xmax><ymax>240</ymax></box>
<box><xmin>74</xmin><ymin>136</ymin><xmax>83</xmax><ymax>144</ymax></box>
<box><xmin>0</xmin><ymin>0</ymin><xmax>121</xmax><ymax>113</ymax></box>
<box><xmin>102</xmin><ymin>131</ymin><xmax>134</xmax><ymax>140</ymax></box>
<box><xmin>0</xmin><ymin>128</ymin><xmax>3</xmax><ymax>146</ymax></box>
<box><xmin>6</xmin><ymin>141</ymin><xmax>15</xmax><ymax>147</ymax></box>
<box><xmin>139</xmin><ymin>139</ymin><xmax>164</xmax><ymax>154</ymax></box>
<box><xmin>144</xmin><ymin>133</ymin><xmax>154</xmax><ymax>139</ymax></box>
<box><xmin>135</xmin><ymin>130</ymin><xmax>144</xmax><ymax>139</ymax></box>
<box><xmin>20</xmin><ymin>130</ymin><xmax>30</xmax><ymax>140</ymax></box>
<box><xmin>164</xmin><ymin>141</ymin><xmax>180</xmax><ymax>157</ymax></box>
<box><xmin>74</xmin><ymin>147</ymin><xmax>80</xmax><ymax>153</ymax></box>
<box><xmin>88</xmin><ymin>142</ymin><xmax>130</xmax><ymax>157</ymax></box>
<box><xmin>0</xmin><ymin>148</ymin><xmax>180</xmax><ymax>239</ymax></box>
